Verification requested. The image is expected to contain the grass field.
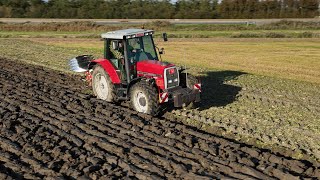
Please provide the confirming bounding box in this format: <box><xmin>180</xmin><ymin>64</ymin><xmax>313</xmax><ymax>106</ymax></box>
<box><xmin>27</xmin><ymin>38</ymin><xmax>320</xmax><ymax>84</ymax></box>
<box><xmin>0</xmin><ymin>37</ymin><xmax>320</xmax><ymax>162</ymax></box>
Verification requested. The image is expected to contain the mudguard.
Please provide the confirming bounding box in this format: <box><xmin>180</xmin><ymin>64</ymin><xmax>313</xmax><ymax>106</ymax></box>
<box><xmin>90</xmin><ymin>59</ymin><xmax>121</xmax><ymax>84</ymax></box>
<box><xmin>69</xmin><ymin>55</ymin><xmax>121</xmax><ymax>84</ymax></box>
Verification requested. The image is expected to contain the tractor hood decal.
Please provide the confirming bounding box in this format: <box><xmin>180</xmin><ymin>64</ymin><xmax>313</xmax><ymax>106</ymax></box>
<box><xmin>136</xmin><ymin>60</ymin><xmax>174</xmax><ymax>75</ymax></box>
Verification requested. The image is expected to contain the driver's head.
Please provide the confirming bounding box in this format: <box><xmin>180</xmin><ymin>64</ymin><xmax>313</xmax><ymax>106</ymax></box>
<box><xmin>129</xmin><ymin>38</ymin><xmax>140</xmax><ymax>48</ymax></box>
<box><xmin>118</xmin><ymin>41</ymin><xmax>123</xmax><ymax>48</ymax></box>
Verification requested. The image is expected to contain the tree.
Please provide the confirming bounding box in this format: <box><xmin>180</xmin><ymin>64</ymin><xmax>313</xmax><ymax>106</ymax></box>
<box><xmin>299</xmin><ymin>0</ymin><xmax>319</xmax><ymax>17</ymax></box>
<box><xmin>0</xmin><ymin>6</ymin><xmax>11</xmax><ymax>17</ymax></box>
<box><xmin>26</xmin><ymin>0</ymin><xmax>46</xmax><ymax>18</ymax></box>
<box><xmin>218</xmin><ymin>0</ymin><xmax>232</xmax><ymax>18</ymax></box>
<box><xmin>244</xmin><ymin>0</ymin><xmax>258</xmax><ymax>18</ymax></box>
<box><xmin>45</xmin><ymin>0</ymin><xmax>72</xmax><ymax>18</ymax></box>
<box><xmin>0</xmin><ymin>0</ymin><xmax>318</xmax><ymax>19</ymax></box>
<box><xmin>1</xmin><ymin>0</ymin><xmax>30</xmax><ymax>17</ymax></box>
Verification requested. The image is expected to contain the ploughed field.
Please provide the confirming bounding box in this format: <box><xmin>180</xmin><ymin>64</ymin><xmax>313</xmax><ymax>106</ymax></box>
<box><xmin>1</xmin><ymin>59</ymin><xmax>320</xmax><ymax>179</ymax></box>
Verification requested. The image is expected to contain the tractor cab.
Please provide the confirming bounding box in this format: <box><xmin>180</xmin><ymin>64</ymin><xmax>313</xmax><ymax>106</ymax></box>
<box><xmin>69</xmin><ymin>29</ymin><xmax>201</xmax><ymax>116</ymax></box>
<box><xmin>102</xmin><ymin>29</ymin><xmax>159</xmax><ymax>83</ymax></box>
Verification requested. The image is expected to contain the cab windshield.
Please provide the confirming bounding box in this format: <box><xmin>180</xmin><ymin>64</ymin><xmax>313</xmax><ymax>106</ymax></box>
<box><xmin>126</xmin><ymin>35</ymin><xmax>158</xmax><ymax>63</ymax></box>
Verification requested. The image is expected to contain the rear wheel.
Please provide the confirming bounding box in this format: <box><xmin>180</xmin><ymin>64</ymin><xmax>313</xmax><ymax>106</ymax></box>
<box><xmin>130</xmin><ymin>81</ymin><xmax>160</xmax><ymax>116</ymax></box>
<box><xmin>92</xmin><ymin>65</ymin><xmax>116</xmax><ymax>102</ymax></box>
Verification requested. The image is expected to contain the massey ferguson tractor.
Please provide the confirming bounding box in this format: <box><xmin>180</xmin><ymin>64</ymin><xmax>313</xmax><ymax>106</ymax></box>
<box><xmin>69</xmin><ymin>29</ymin><xmax>201</xmax><ymax>116</ymax></box>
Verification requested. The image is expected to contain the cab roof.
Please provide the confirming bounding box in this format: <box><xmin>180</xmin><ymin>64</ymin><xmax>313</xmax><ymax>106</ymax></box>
<box><xmin>101</xmin><ymin>29</ymin><xmax>154</xmax><ymax>39</ymax></box>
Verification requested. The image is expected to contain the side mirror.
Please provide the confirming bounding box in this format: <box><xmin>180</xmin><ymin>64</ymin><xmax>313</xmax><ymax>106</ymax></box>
<box><xmin>162</xmin><ymin>33</ymin><xmax>168</xmax><ymax>42</ymax></box>
<box><xmin>159</xmin><ymin>48</ymin><xmax>165</xmax><ymax>55</ymax></box>
<box><xmin>112</xmin><ymin>41</ymin><xmax>119</xmax><ymax>50</ymax></box>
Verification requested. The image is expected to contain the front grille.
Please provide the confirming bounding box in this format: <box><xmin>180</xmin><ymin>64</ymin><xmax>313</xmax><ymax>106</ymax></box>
<box><xmin>165</xmin><ymin>67</ymin><xmax>179</xmax><ymax>89</ymax></box>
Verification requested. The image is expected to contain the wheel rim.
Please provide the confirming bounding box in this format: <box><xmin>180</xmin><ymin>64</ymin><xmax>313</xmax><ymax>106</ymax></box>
<box><xmin>134</xmin><ymin>91</ymin><xmax>148</xmax><ymax>113</ymax></box>
<box><xmin>94</xmin><ymin>72</ymin><xmax>109</xmax><ymax>100</ymax></box>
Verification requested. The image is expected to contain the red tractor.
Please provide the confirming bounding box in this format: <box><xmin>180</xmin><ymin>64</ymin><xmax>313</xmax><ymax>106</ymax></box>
<box><xmin>69</xmin><ymin>29</ymin><xmax>201</xmax><ymax>116</ymax></box>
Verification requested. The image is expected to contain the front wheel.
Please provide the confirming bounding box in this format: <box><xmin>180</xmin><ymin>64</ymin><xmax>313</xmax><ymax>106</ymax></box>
<box><xmin>130</xmin><ymin>81</ymin><xmax>160</xmax><ymax>116</ymax></box>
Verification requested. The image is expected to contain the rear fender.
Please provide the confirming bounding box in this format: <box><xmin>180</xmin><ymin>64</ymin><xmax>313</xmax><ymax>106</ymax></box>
<box><xmin>89</xmin><ymin>59</ymin><xmax>121</xmax><ymax>84</ymax></box>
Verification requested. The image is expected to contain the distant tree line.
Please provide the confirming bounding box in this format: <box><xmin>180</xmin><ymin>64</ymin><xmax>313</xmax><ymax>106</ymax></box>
<box><xmin>0</xmin><ymin>0</ymin><xmax>319</xmax><ymax>19</ymax></box>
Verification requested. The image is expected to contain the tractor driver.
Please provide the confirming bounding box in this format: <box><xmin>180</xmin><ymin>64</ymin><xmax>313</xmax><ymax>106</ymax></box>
<box><xmin>128</xmin><ymin>38</ymin><xmax>140</xmax><ymax>53</ymax></box>
<box><xmin>127</xmin><ymin>38</ymin><xmax>141</xmax><ymax>63</ymax></box>
<box><xmin>127</xmin><ymin>38</ymin><xmax>149</xmax><ymax>63</ymax></box>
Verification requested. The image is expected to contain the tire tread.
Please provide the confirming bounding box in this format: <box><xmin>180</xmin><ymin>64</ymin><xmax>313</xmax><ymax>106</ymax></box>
<box><xmin>130</xmin><ymin>80</ymin><xmax>160</xmax><ymax>116</ymax></box>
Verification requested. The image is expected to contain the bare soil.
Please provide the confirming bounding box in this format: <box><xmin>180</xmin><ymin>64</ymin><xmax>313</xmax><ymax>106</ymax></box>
<box><xmin>0</xmin><ymin>58</ymin><xmax>319</xmax><ymax>179</ymax></box>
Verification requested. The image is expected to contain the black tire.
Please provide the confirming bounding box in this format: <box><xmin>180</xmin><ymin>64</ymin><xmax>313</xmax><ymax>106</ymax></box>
<box><xmin>92</xmin><ymin>65</ymin><xmax>116</xmax><ymax>102</ymax></box>
<box><xmin>130</xmin><ymin>81</ymin><xmax>160</xmax><ymax>116</ymax></box>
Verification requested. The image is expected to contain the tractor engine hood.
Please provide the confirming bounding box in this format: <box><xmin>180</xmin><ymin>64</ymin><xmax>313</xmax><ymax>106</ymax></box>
<box><xmin>136</xmin><ymin>60</ymin><xmax>175</xmax><ymax>76</ymax></box>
